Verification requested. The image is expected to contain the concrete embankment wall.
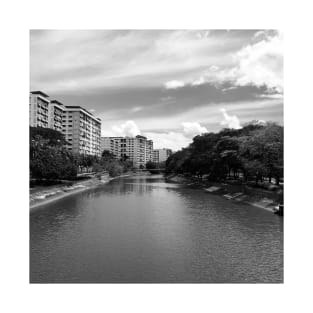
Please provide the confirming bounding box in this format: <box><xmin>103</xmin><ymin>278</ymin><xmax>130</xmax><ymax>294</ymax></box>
<box><xmin>166</xmin><ymin>174</ymin><xmax>282</xmax><ymax>212</ymax></box>
<box><xmin>30</xmin><ymin>173</ymin><xmax>133</xmax><ymax>211</ymax></box>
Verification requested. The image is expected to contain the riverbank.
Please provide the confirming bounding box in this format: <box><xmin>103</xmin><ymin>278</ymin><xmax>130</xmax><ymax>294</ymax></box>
<box><xmin>166</xmin><ymin>174</ymin><xmax>283</xmax><ymax>213</ymax></box>
<box><xmin>30</xmin><ymin>173</ymin><xmax>131</xmax><ymax>211</ymax></box>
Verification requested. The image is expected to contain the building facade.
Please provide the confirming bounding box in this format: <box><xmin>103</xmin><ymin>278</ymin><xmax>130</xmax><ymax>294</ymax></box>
<box><xmin>30</xmin><ymin>91</ymin><xmax>102</xmax><ymax>157</ymax></box>
<box><xmin>101</xmin><ymin>135</ymin><xmax>153</xmax><ymax>168</ymax></box>
<box><xmin>29</xmin><ymin>91</ymin><xmax>50</xmax><ymax>128</ymax></box>
<box><xmin>62</xmin><ymin>106</ymin><xmax>101</xmax><ymax>157</ymax></box>
<box><xmin>49</xmin><ymin>100</ymin><xmax>65</xmax><ymax>132</ymax></box>
<box><xmin>153</xmin><ymin>148</ymin><xmax>173</xmax><ymax>164</ymax></box>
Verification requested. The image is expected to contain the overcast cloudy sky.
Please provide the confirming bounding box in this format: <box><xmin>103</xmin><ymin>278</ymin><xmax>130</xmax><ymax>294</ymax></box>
<box><xmin>30</xmin><ymin>29</ymin><xmax>283</xmax><ymax>150</ymax></box>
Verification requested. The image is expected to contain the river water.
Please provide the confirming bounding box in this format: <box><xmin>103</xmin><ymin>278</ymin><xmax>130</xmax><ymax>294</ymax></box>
<box><xmin>30</xmin><ymin>174</ymin><xmax>283</xmax><ymax>283</ymax></box>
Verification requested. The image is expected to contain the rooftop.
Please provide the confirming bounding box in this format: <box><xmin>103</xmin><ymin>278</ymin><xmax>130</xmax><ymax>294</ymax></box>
<box><xmin>30</xmin><ymin>91</ymin><xmax>49</xmax><ymax>98</ymax></box>
<box><xmin>65</xmin><ymin>106</ymin><xmax>101</xmax><ymax>122</ymax></box>
<box><xmin>51</xmin><ymin>99</ymin><xmax>64</xmax><ymax>106</ymax></box>
<box><xmin>136</xmin><ymin>135</ymin><xmax>147</xmax><ymax>139</ymax></box>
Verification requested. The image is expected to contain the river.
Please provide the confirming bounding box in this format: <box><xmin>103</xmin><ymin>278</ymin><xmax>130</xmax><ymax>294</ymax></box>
<box><xmin>30</xmin><ymin>174</ymin><xmax>283</xmax><ymax>283</ymax></box>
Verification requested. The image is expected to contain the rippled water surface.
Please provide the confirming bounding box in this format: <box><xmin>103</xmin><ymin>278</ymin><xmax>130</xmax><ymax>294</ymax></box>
<box><xmin>30</xmin><ymin>175</ymin><xmax>283</xmax><ymax>283</ymax></box>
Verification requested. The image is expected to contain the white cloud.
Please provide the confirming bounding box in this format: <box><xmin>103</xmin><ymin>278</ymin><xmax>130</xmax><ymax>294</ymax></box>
<box><xmin>112</xmin><ymin>120</ymin><xmax>141</xmax><ymax>137</ymax></box>
<box><xmin>189</xmin><ymin>31</ymin><xmax>283</xmax><ymax>92</ymax></box>
<box><xmin>131</xmin><ymin>106</ymin><xmax>143</xmax><ymax>112</ymax></box>
<box><xmin>209</xmin><ymin>65</ymin><xmax>219</xmax><ymax>72</ymax></box>
<box><xmin>196</xmin><ymin>30</ymin><xmax>211</xmax><ymax>39</ymax></box>
<box><xmin>253</xmin><ymin>30</ymin><xmax>266</xmax><ymax>39</ymax></box>
<box><xmin>229</xmin><ymin>30</ymin><xmax>283</xmax><ymax>92</ymax></box>
<box><xmin>144</xmin><ymin>122</ymin><xmax>208</xmax><ymax>150</ymax></box>
<box><xmin>182</xmin><ymin>122</ymin><xmax>208</xmax><ymax>138</ymax></box>
<box><xmin>164</xmin><ymin>80</ymin><xmax>185</xmax><ymax>89</ymax></box>
<box><xmin>191</xmin><ymin>76</ymin><xmax>206</xmax><ymax>86</ymax></box>
<box><xmin>191</xmin><ymin>65</ymin><xmax>220</xmax><ymax>86</ymax></box>
<box><xmin>144</xmin><ymin>131</ymin><xmax>191</xmax><ymax>151</ymax></box>
<box><xmin>258</xmin><ymin>93</ymin><xmax>283</xmax><ymax>99</ymax></box>
<box><xmin>220</xmin><ymin>108</ymin><xmax>242</xmax><ymax>129</ymax></box>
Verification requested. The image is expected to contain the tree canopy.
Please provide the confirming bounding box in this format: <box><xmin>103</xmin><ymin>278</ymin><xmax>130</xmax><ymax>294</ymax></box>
<box><xmin>166</xmin><ymin>122</ymin><xmax>283</xmax><ymax>184</ymax></box>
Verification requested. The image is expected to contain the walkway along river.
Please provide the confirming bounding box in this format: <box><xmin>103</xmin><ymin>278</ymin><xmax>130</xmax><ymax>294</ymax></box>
<box><xmin>30</xmin><ymin>174</ymin><xmax>283</xmax><ymax>283</ymax></box>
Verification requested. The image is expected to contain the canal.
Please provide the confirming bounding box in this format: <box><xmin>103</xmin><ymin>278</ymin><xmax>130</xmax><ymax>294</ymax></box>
<box><xmin>30</xmin><ymin>174</ymin><xmax>283</xmax><ymax>283</ymax></box>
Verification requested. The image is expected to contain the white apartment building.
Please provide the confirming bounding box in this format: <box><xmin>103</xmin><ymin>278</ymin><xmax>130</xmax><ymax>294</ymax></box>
<box><xmin>30</xmin><ymin>91</ymin><xmax>102</xmax><ymax>157</ymax></box>
<box><xmin>153</xmin><ymin>148</ymin><xmax>173</xmax><ymax>164</ymax></box>
<box><xmin>100</xmin><ymin>137</ymin><xmax>123</xmax><ymax>157</ymax></box>
<box><xmin>50</xmin><ymin>100</ymin><xmax>65</xmax><ymax>132</ymax></box>
<box><xmin>101</xmin><ymin>135</ymin><xmax>153</xmax><ymax>168</ymax></box>
<box><xmin>62</xmin><ymin>106</ymin><xmax>102</xmax><ymax>157</ymax></box>
<box><xmin>29</xmin><ymin>91</ymin><xmax>50</xmax><ymax>128</ymax></box>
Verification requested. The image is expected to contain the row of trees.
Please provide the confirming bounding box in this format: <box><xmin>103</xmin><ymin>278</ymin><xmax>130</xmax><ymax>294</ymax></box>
<box><xmin>30</xmin><ymin>127</ymin><xmax>133</xmax><ymax>180</ymax></box>
<box><xmin>165</xmin><ymin>122</ymin><xmax>283</xmax><ymax>185</ymax></box>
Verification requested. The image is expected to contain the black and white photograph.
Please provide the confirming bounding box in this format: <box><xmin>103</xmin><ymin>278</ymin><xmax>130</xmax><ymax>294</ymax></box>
<box><xmin>4</xmin><ymin>0</ymin><xmax>313</xmax><ymax>312</ymax></box>
<box><xmin>29</xmin><ymin>29</ymin><xmax>284</xmax><ymax>284</ymax></box>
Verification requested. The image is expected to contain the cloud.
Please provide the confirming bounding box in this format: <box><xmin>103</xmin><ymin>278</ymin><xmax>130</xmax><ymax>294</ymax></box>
<box><xmin>191</xmin><ymin>76</ymin><xmax>206</xmax><ymax>86</ymax></box>
<box><xmin>164</xmin><ymin>80</ymin><xmax>185</xmax><ymax>89</ymax></box>
<box><xmin>143</xmin><ymin>131</ymin><xmax>191</xmax><ymax>151</ymax></box>
<box><xmin>112</xmin><ymin>120</ymin><xmax>141</xmax><ymax>137</ymax></box>
<box><xmin>196</xmin><ymin>30</ymin><xmax>211</xmax><ymax>39</ymax></box>
<box><xmin>31</xmin><ymin>30</ymin><xmax>239</xmax><ymax>93</ymax></box>
<box><xmin>209</xmin><ymin>65</ymin><xmax>219</xmax><ymax>72</ymax></box>
<box><xmin>258</xmin><ymin>93</ymin><xmax>283</xmax><ymax>99</ymax></box>
<box><xmin>131</xmin><ymin>106</ymin><xmax>143</xmax><ymax>112</ymax></box>
<box><xmin>191</xmin><ymin>65</ymin><xmax>220</xmax><ymax>86</ymax></box>
<box><xmin>229</xmin><ymin>30</ymin><xmax>283</xmax><ymax>92</ymax></box>
<box><xmin>220</xmin><ymin>108</ymin><xmax>242</xmax><ymax>129</ymax></box>
<box><xmin>144</xmin><ymin>122</ymin><xmax>208</xmax><ymax>150</ymax></box>
<box><xmin>30</xmin><ymin>30</ymin><xmax>283</xmax><ymax>143</ymax></box>
<box><xmin>182</xmin><ymin>122</ymin><xmax>208</xmax><ymax>138</ymax></box>
<box><xmin>189</xmin><ymin>30</ymin><xmax>283</xmax><ymax>92</ymax></box>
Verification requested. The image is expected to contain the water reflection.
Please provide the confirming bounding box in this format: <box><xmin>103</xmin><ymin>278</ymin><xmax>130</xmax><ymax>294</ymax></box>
<box><xmin>30</xmin><ymin>174</ymin><xmax>283</xmax><ymax>283</ymax></box>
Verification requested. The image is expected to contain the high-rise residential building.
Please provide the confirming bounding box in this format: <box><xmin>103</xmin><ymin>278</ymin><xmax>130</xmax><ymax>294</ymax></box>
<box><xmin>49</xmin><ymin>100</ymin><xmax>65</xmax><ymax>132</ymax></box>
<box><xmin>30</xmin><ymin>91</ymin><xmax>102</xmax><ymax>157</ymax></box>
<box><xmin>62</xmin><ymin>106</ymin><xmax>102</xmax><ymax>157</ymax></box>
<box><xmin>29</xmin><ymin>91</ymin><xmax>50</xmax><ymax>128</ymax></box>
<box><xmin>153</xmin><ymin>148</ymin><xmax>173</xmax><ymax>164</ymax></box>
<box><xmin>101</xmin><ymin>135</ymin><xmax>153</xmax><ymax>168</ymax></box>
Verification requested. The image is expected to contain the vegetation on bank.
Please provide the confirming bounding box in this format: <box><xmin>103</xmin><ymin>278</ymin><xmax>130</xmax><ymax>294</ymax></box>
<box><xmin>30</xmin><ymin>127</ymin><xmax>133</xmax><ymax>181</ymax></box>
<box><xmin>165</xmin><ymin>121</ymin><xmax>283</xmax><ymax>186</ymax></box>
<box><xmin>145</xmin><ymin>160</ymin><xmax>166</xmax><ymax>173</ymax></box>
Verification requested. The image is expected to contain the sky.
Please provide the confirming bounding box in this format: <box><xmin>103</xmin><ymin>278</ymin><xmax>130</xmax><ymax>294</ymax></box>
<box><xmin>30</xmin><ymin>29</ymin><xmax>283</xmax><ymax>150</ymax></box>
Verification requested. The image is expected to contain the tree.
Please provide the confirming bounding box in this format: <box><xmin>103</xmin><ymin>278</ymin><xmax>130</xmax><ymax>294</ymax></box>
<box><xmin>102</xmin><ymin>150</ymin><xmax>116</xmax><ymax>160</ymax></box>
<box><xmin>30</xmin><ymin>127</ymin><xmax>77</xmax><ymax>180</ymax></box>
<box><xmin>165</xmin><ymin>122</ymin><xmax>284</xmax><ymax>185</ymax></box>
<box><xmin>108</xmin><ymin>163</ymin><xmax>123</xmax><ymax>177</ymax></box>
<box><xmin>146</xmin><ymin>161</ymin><xmax>157</xmax><ymax>169</ymax></box>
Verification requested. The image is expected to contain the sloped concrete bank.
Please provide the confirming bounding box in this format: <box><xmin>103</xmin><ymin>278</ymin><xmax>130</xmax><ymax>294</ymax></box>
<box><xmin>165</xmin><ymin>174</ymin><xmax>283</xmax><ymax>213</ymax></box>
<box><xmin>30</xmin><ymin>174</ymin><xmax>130</xmax><ymax>212</ymax></box>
